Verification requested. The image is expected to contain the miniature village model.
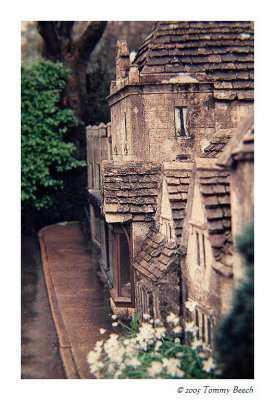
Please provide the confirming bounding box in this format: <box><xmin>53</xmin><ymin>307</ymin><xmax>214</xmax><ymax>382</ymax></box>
<box><xmin>86</xmin><ymin>21</ymin><xmax>254</xmax><ymax>350</ymax></box>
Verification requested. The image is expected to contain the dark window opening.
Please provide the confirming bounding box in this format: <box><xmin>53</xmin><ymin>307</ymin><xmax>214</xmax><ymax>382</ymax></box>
<box><xmin>202</xmin><ymin>233</ymin><xmax>206</xmax><ymax>267</ymax></box>
<box><xmin>175</xmin><ymin>107</ymin><xmax>188</xmax><ymax>137</ymax></box>
<box><xmin>207</xmin><ymin>317</ymin><xmax>211</xmax><ymax>345</ymax></box>
<box><xmin>124</xmin><ymin>112</ymin><xmax>128</xmax><ymax>142</ymax></box>
<box><xmin>195</xmin><ymin>309</ymin><xmax>200</xmax><ymax>339</ymax></box>
<box><xmin>201</xmin><ymin>313</ymin><xmax>205</xmax><ymax>342</ymax></box>
<box><xmin>120</xmin><ymin>232</ymin><xmax>131</xmax><ymax>297</ymax></box>
<box><xmin>196</xmin><ymin>232</ymin><xmax>200</xmax><ymax>265</ymax></box>
<box><xmin>110</xmin><ymin>224</ymin><xmax>134</xmax><ymax>304</ymax></box>
<box><xmin>97</xmin><ymin>164</ymin><xmax>101</xmax><ymax>190</ymax></box>
<box><xmin>90</xmin><ymin>163</ymin><xmax>94</xmax><ymax>188</ymax></box>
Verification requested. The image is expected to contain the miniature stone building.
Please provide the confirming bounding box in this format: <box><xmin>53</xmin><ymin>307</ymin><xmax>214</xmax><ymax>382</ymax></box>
<box><xmin>86</xmin><ymin>21</ymin><xmax>254</xmax><ymax>335</ymax></box>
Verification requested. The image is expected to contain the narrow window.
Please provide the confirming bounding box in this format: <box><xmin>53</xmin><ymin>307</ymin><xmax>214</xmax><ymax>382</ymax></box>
<box><xmin>207</xmin><ymin>317</ymin><xmax>211</xmax><ymax>345</ymax></box>
<box><xmin>168</xmin><ymin>224</ymin><xmax>172</xmax><ymax>240</ymax></box>
<box><xmin>124</xmin><ymin>112</ymin><xmax>128</xmax><ymax>142</ymax></box>
<box><xmin>175</xmin><ymin>107</ymin><xmax>188</xmax><ymax>137</ymax></box>
<box><xmin>202</xmin><ymin>233</ymin><xmax>206</xmax><ymax>267</ymax></box>
<box><xmin>196</xmin><ymin>232</ymin><xmax>200</xmax><ymax>265</ymax></box>
<box><xmin>97</xmin><ymin>164</ymin><xmax>101</xmax><ymax>190</ymax></box>
<box><xmin>91</xmin><ymin>164</ymin><xmax>95</xmax><ymax>188</ymax></box>
<box><xmin>201</xmin><ymin>313</ymin><xmax>205</xmax><ymax>342</ymax></box>
<box><xmin>195</xmin><ymin>309</ymin><xmax>200</xmax><ymax>339</ymax></box>
<box><xmin>148</xmin><ymin>292</ymin><xmax>154</xmax><ymax>317</ymax></box>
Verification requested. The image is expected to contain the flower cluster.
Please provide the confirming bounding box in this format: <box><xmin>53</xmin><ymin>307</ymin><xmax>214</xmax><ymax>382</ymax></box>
<box><xmin>87</xmin><ymin>312</ymin><xmax>219</xmax><ymax>379</ymax></box>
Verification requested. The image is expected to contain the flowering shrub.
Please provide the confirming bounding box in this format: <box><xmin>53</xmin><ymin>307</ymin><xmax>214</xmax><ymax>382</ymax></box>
<box><xmin>87</xmin><ymin>312</ymin><xmax>219</xmax><ymax>379</ymax></box>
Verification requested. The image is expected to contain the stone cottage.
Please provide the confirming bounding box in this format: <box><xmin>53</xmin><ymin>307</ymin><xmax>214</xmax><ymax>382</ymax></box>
<box><xmin>86</xmin><ymin>21</ymin><xmax>254</xmax><ymax>334</ymax></box>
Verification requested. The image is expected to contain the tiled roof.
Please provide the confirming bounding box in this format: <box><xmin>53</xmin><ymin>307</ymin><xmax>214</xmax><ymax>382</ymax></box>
<box><xmin>196</xmin><ymin>159</ymin><xmax>232</xmax><ymax>274</ymax></box>
<box><xmin>163</xmin><ymin>163</ymin><xmax>193</xmax><ymax>241</ymax></box>
<box><xmin>203</xmin><ymin>129</ymin><xmax>235</xmax><ymax>158</ymax></box>
<box><xmin>217</xmin><ymin>111</ymin><xmax>254</xmax><ymax>167</ymax></box>
<box><xmin>102</xmin><ymin>161</ymin><xmax>162</xmax><ymax>221</ymax></box>
<box><xmin>132</xmin><ymin>228</ymin><xmax>178</xmax><ymax>282</ymax></box>
<box><xmin>134</xmin><ymin>21</ymin><xmax>254</xmax><ymax>99</ymax></box>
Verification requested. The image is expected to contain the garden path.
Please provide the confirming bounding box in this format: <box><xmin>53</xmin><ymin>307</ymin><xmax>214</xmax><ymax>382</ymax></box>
<box><xmin>38</xmin><ymin>221</ymin><xmax>115</xmax><ymax>379</ymax></box>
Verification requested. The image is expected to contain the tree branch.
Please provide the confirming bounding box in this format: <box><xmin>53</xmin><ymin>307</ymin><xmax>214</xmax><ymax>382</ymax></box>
<box><xmin>37</xmin><ymin>22</ymin><xmax>61</xmax><ymax>57</ymax></box>
<box><xmin>75</xmin><ymin>21</ymin><xmax>107</xmax><ymax>60</ymax></box>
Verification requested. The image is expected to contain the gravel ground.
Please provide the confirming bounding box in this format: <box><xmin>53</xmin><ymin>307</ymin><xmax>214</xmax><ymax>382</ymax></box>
<box><xmin>21</xmin><ymin>234</ymin><xmax>65</xmax><ymax>379</ymax></box>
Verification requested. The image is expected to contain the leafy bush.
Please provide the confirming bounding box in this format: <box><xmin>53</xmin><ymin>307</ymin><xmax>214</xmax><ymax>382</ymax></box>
<box><xmin>21</xmin><ymin>59</ymin><xmax>86</xmax><ymax>230</ymax></box>
<box><xmin>214</xmin><ymin>221</ymin><xmax>254</xmax><ymax>379</ymax></box>
<box><xmin>87</xmin><ymin>312</ymin><xmax>219</xmax><ymax>379</ymax></box>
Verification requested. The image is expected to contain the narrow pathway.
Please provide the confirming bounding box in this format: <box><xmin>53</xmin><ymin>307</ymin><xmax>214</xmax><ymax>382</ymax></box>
<box><xmin>38</xmin><ymin>221</ymin><xmax>115</xmax><ymax>379</ymax></box>
<box><xmin>21</xmin><ymin>235</ymin><xmax>65</xmax><ymax>379</ymax></box>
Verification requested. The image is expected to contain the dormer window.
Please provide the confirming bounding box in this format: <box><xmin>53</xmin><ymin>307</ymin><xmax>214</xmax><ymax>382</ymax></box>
<box><xmin>175</xmin><ymin>107</ymin><xmax>189</xmax><ymax>137</ymax></box>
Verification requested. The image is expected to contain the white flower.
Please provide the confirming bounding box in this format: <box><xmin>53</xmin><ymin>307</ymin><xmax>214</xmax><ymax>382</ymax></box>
<box><xmin>94</xmin><ymin>340</ymin><xmax>103</xmax><ymax>352</ymax></box>
<box><xmin>166</xmin><ymin>312</ymin><xmax>180</xmax><ymax>325</ymax></box>
<box><xmin>155</xmin><ymin>326</ymin><xmax>167</xmax><ymax>339</ymax></box>
<box><xmin>149</xmin><ymin>318</ymin><xmax>154</xmax><ymax>324</ymax></box>
<box><xmin>173</xmin><ymin>325</ymin><xmax>183</xmax><ymax>335</ymax></box>
<box><xmin>99</xmin><ymin>328</ymin><xmax>106</xmax><ymax>335</ymax></box>
<box><xmin>185</xmin><ymin>300</ymin><xmax>197</xmax><ymax>312</ymax></box>
<box><xmin>87</xmin><ymin>350</ymin><xmax>101</xmax><ymax>364</ymax></box>
<box><xmin>111</xmin><ymin>314</ymin><xmax>118</xmax><ymax>321</ymax></box>
<box><xmin>143</xmin><ymin>313</ymin><xmax>151</xmax><ymax>321</ymax></box>
<box><xmin>92</xmin><ymin>369</ymin><xmax>103</xmax><ymax>378</ymax></box>
<box><xmin>137</xmin><ymin>322</ymin><xmax>155</xmax><ymax>341</ymax></box>
<box><xmin>184</xmin><ymin>321</ymin><xmax>197</xmax><ymax>334</ymax></box>
<box><xmin>109</xmin><ymin>333</ymin><xmax>119</xmax><ymax>342</ymax></box>
<box><xmin>191</xmin><ymin>337</ymin><xmax>204</xmax><ymax>350</ymax></box>
<box><xmin>137</xmin><ymin>339</ymin><xmax>148</xmax><ymax>351</ymax></box>
<box><xmin>112</xmin><ymin>322</ymin><xmax>118</xmax><ymax>327</ymax></box>
<box><xmin>106</xmin><ymin>363</ymin><xmax>116</xmax><ymax>375</ymax></box>
<box><xmin>104</xmin><ymin>345</ymin><xmax>125</xmax><ymax>364</ymax></box>
<box><xmin>155</xmin><ymin>340</ymin><xmax>163</xmax><ymax>352</ymax></box>
<box><xmin>124</xmin><ymin>341</ymin><xmax>139</xmax><ymax>357</ymax></box>
<box><xmin>202</xmin><ymin>357</ymin><xmax>216</xmax><ymax>372</ymax></box>
<box><xmin>174</xmin><ymin>337</ymin><xmax>180</xmax><ymax>344</ymax></box>
<box><xmin>147</xmin><ymin>361</ymin><xmax>163</xmax><ymax>377</ymax></box>
<box><xmin>163</xmin><ymin>358</ymin><xmax>183</xmax><ymax>377</ymax></box>
<box><xmin>125</xmin><ymin>357</ymin><xmax>141</xmax><ymax>368</ymax></box>
<box><xmin>154</xmin><ymin>318</ymin><xmax>162</xmax><ymax>327</ymax></box>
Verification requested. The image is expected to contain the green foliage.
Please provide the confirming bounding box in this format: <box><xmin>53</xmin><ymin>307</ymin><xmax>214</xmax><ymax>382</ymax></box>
<box><xmin>236</xmin><ymin>220</ymin><xmax>254</xmax><ymax>265</ymax></box>
<box><xmin>86</xmin><ymin>61</ymin><xmax>112</xmax><ymax>125</ymax></box>
<box><xmin>130</xmin><ymin>311</ymin><xmax>142</xmax><ymax>333</ymax></box>
<box><xmin>214</xmin><ymin>221</ymin><xmax>254</xmax><ymax>379</ymax></box>
<box><xmin>21</xmin><ymin>59</ymin><xmax>86</xmax><ymax>230</ymax></box>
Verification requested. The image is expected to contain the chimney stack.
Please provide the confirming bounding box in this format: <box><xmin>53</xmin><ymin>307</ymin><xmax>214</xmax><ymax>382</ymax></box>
<box><xmin>116</xmin><ymin>40</ymin><xmax>130</xmax><ymax>81</ymax></box>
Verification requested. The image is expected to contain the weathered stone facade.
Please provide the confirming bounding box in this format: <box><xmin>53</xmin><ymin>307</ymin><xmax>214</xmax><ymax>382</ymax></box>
<box><xmin>86</xmin><ymin>21</ymin><xmax>254</xmax><ymax>348</ymax></box>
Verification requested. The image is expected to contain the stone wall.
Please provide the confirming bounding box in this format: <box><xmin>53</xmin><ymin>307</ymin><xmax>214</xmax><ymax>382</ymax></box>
<box><xmin>108</xmin><ymin>82</ymin><xmax>254</xmax><ymax>163</ymax></box>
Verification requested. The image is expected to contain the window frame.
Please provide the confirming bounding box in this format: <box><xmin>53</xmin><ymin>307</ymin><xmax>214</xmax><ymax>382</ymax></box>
<box><xmin>174</xmin><ymin>106</ymin><xmax>189</xmax><ymax>138</ymax></box>
<box><xmin>109</xmin><ymin>223</ymin><xmax>135</xmax><ymax>307</ymax></box>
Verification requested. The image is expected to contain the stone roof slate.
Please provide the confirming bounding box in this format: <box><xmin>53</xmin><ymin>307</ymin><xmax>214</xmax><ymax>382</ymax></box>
<box><xmin>196</xmin><ymin>159</ymin><xmax>232</xmax><ymax>271</ymax></box>
<box><xmin>217</xmin><ymin>111</ymin><xmax>254</xmax><ymax>167</ymax></box>
<box><xmin>132</xmin><ymin>228</ymin><xmax>178</xmax><ymax>282</ymax></box>
<box><xmin>134</xmin><ymin>21</ymin><xmax>254</xmax><ymax>99</ymax></box>
<box><xmin>203</xmin><ymin>129</ymin><xmax>235</xmax><ymax>158</ymax></box>
<box><xmin>102</xmin><ymin>161</ymin><xmax>162</xmax><ymax>221</ymax></box>
<box><xmin>163</xmin><ymin>163</ymin><xmax>193</xmax><ymax>241</ymax></box>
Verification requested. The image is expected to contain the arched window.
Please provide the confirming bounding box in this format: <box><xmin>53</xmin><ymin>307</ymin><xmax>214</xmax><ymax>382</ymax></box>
<box><xmin>110</xmin><ymin>223</ymin><xmax>134</xmax><ymax>306</ymax></box>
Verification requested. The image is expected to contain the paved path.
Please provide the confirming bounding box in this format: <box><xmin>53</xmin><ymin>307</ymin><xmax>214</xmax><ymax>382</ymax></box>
<box><xmin>38</xmin><ymin>221</ymin><xmax>114</xmax><ymax>379</ymax></box>
<box><xmin>21</xmin><ymin>235</ymin><xmax>65</xmax><ymax>379</ymax></box>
